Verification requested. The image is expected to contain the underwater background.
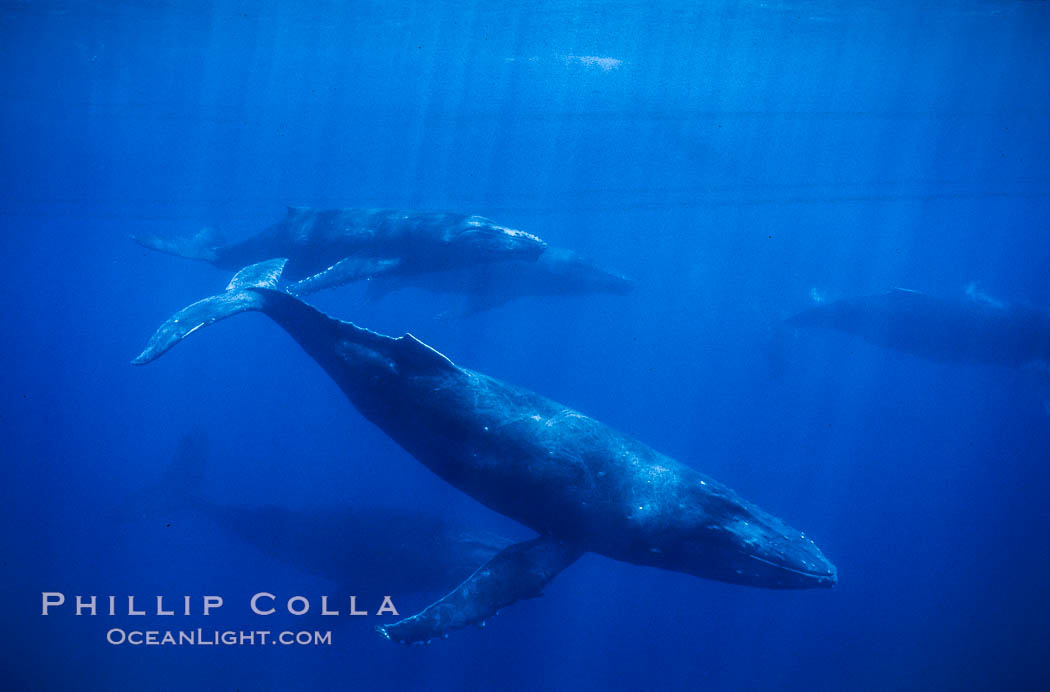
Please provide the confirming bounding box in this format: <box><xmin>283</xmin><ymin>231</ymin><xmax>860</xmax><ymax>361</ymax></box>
<box><xmin>2</xmin><ymin>1</ymin><xmax>1048</xmax><ymax>689</ymax></box>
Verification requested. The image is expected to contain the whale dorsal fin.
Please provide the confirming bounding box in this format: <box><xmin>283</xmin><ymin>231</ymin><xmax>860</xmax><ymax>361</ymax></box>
<box><xmin>395</xmin><ymin>334</ymin><xmax>456</xmax><ymax>372</ymax></box>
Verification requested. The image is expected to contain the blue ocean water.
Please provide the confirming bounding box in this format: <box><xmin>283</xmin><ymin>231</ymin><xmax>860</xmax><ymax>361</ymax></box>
<box><xmin>2</xmin><ymin>1</ymin><xmax>1048</xmax><ymax>689</ymax></box>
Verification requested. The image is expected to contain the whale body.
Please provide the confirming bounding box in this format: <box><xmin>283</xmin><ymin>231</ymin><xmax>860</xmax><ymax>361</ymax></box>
<box><xmin>134</xmin><ymin>259</ymin><xmax>836</xmax><ymax>644</ymax></box>
<box><xmin>788</xmin><ymin>288</ymin><xmax>1050</xmax><ymax>367</ymax></box>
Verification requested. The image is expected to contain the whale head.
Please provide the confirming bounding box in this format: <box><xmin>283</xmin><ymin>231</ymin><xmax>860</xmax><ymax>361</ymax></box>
<box><xmin>669</xmin><ymin>485</ymin><xmax>838</xmax><ymax>590</ymax></box>
<box><xmin>703</xmin><ymin>513</ymin><xmax>838</xmax><ymax>589</ymax></box>
<box><xmin>451</xmin><ymin>216</ymin><xmax>547</xmax><ymax>262</ymax></box>
<box><xmin>539</xmin><ymin>247</ymin><xmax>636</xmax><ymax>295</ymax></box>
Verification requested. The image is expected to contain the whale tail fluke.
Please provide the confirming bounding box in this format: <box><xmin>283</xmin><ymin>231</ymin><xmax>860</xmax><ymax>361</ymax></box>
<box><xmin>133</xmin><ymin>227</ymin><xmax>224</xmax><ymax>263</ymax></box>
<box><xmin>131</xmin><ymin>259</ymin><xmax>288</xmax><ymax>365</ymax></box>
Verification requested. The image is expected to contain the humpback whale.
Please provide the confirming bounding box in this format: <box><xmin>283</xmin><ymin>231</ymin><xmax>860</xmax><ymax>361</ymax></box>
<box><xmin>127</xmin><ymin>432</ymin><xmax>511</xmax><ymax>597</ymax></box>
<box><xmin>787</xmin><ymin>288</ymin><xmax>1050</xmax><ymax>367</ymax></box>
<box><xmin>134</xmin><ymin>260</ymin><xmax>836</xmax><ymax>645</ymax></box>
<box><xmin>134</xmin><ymin>207</ymin><xmax>546</xmax><ymax>297</ymax></box>
<box><xmin>365</xmin><ymin>246</ymin><xmax>635</xmax><ymax>316</ymax></box>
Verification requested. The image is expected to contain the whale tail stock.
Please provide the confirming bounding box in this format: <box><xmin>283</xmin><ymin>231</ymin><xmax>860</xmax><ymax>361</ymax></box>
<box><xmin>131</xmin><ymin>259</ymin><xmax>289</xmax><ymax>365</ymax></box>
<box><xmin>133</xmin><ymin>227</ymin><xmax>224</xmax><ymax>263</ymax></box>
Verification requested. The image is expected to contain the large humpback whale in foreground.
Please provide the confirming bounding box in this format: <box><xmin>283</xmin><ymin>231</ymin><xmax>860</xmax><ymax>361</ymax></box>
<box><xmin>788</xmin><ymin>288</ymin><xmax>1050</xmax><ymax>367</ymax></box>
<box><xmin>134</xmin><ymin>260</ymin><xmax>836</xmax><ymax>644</ymax></box>
<box><xmin>134</xmin><ymin>207</ymin><xmax>546</xmax><ymax>297</ymax></box>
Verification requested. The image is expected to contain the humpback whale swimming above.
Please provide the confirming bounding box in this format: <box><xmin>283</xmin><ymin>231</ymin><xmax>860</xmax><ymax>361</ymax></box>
<box><xmin>364</xmin><ymin>245</ymin><xmax>636</xmax><ymax>316</ymax></box>
<box><xmin>134</xmin><ymin>260</ymin><xmax>836</xmax><ymax>645</ymax></box>
<box><xmin>787</xmin><ymin>287</ymin><xmax>1050</xmax><ymax>367</ymax></box>
<box><xmin>134</xmin><ymin>207</ymin><xmax>547</xmax><ymax>297</ymax></box>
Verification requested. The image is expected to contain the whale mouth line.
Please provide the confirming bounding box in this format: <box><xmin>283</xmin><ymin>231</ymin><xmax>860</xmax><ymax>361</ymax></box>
<box><xmin>743</xmin><ymin>552</ymin><xmax>836</xmax><ymax>581</ymax></box>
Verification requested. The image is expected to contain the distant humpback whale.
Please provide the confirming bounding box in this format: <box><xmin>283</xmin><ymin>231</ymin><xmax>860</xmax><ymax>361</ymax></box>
<box><xmin>134</xmin><ymin>207</ymin><xmax>547</xmax><ymax>297</ymax></box>
<box><xmin>787</xmin><ymin>287</ymin><xmax>1050</xmax><ymax>367</ymax></box>
<box><xmin>365</xmin><ymin>245</ymin><xmax>635</xmax><ymax>315</ymax></box>
<box><xmin>134</xmin><ymin>260</ymin><xmax>836</xmax><ymax>645</ymax></box>
<box><xmin>128</xmin><ymin>432</ymin><xmax>510</xmax><ymax>597</ymax></box>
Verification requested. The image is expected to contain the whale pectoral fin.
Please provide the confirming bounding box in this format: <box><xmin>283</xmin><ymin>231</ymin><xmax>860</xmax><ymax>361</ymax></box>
<box><xmin>286</xmin><ymin>257</ymin><xmax>402</xmax><ymax>297</ymax></box>
<box><xmin>376</xmin><ymin>536</ymin><xmax>582</xmax><ymax>645</ymax></box>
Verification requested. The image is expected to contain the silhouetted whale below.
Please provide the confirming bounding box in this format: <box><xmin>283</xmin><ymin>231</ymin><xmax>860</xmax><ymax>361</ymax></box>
<box><xmin>127</xmin><ymin>432</ymin><xmax>511</xmax><ymax>598</ymax></box>
<box><xmin>134</xmin><ymin>206</ymin><xmax>547</xmax><ymax>297</ymax></box>
<box><xmin>788</xmin><ymin>288</ymin><xmax>1050</xmax><ymax>367</ymax></box>
<box><xmin>134</xmin><ymin>259</ymin><xmax>836</xmax><ymax>645</ymax></box>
